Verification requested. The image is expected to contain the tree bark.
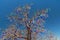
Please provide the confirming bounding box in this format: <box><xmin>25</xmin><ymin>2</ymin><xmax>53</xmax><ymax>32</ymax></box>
<box><xmin>27</xmin><ymin>27</ymin><xmax>31</xmax><ymax>40</ymax></box>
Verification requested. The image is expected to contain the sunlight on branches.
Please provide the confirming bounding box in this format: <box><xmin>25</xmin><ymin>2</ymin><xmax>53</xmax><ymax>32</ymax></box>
<box><xmin>0</xmin><ymin>4</ymin><xmax>57</xmax><ymax>40</ymax></box>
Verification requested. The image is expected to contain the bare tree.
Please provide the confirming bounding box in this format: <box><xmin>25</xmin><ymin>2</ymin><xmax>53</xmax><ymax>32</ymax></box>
<box><xmin>0</xmin><ymin>4</ymin><xmax>49</xmax><ymax>40</ymax></box>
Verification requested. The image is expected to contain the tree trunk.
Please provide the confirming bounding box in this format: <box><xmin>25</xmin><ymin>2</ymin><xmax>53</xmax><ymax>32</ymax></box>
<box><xmin>27</xmin><ymin>27</ymin><xmax>31</xmax><ymax>40</ymax></box>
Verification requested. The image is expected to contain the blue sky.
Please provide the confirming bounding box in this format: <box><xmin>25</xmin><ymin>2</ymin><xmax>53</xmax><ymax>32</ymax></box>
<box><xmin>0</xmin><ymin>0</ymin><xmax>60</xmax><ymax>38</ymax></box>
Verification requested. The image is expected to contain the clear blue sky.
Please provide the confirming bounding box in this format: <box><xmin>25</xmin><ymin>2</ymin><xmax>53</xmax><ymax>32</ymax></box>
<box><xmin>0</xmin><ymin>0</ymin><xmax>60</xmax><ymax>37</ymax></box>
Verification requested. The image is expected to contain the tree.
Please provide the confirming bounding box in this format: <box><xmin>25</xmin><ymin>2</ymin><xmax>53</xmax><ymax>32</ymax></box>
<box><xmin>0</xmin><ymin>4</ymin><xmax>49</xmax><ymax>40</ymax></box>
